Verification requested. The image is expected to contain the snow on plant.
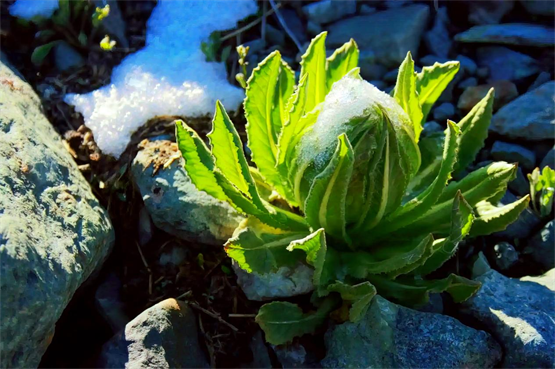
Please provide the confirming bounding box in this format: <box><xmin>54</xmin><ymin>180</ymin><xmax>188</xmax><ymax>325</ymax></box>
<box><xmin>175</xmin><ymin>32</ymin><xmax>529</xmax><ymax>345</ymax></box>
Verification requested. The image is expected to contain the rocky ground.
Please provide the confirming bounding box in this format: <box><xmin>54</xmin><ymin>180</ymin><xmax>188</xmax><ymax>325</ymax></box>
<box><xmin>1</xmin><ymin>0</ymin><xmax>554</xmax><ymax>368</ymax></box>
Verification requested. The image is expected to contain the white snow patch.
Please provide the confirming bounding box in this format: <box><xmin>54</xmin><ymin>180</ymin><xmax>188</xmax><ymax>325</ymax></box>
<box><xmin>9</xmin><ymin>0</ymin><xmax>59</xmax><ymax>20</ymax></box>
<box><xmin>65</xmin><ymin>0</ymin><xmax>258</xmax><ymax>158</ymax></box>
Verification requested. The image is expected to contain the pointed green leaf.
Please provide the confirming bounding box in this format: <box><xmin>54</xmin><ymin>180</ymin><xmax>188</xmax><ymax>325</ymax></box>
<box><xmin>326</xmin><ymin>281</ymin><xmax>376</xmax><ymax>322</ymax></box>
<box><xmin>31</xmin><ymin>41</ymin><xmax>60</xmax><ymax>66</ymax></box>
<box><xmin>244</xmin><ymin>51</ymin><xmax>287</xmax><ymax>194</ymax></box>
<box><xmin>400</xmin><ymin>162</ymin><xmax>517</xmax><ymax>236</ymax></box>
<box><xmin>454</xmin><ymin>88</ymin><xmax>494</xmax><ymax>175</ymax></box>
<box><xmin>271</xmin><ymin>60</ymin><xmax>296</xmax><ymax>139</ymax></box>
<box><xmin>299</xmin><ymin>32</ymin><xmax>328</xmax><ymax>113</ymax></box>
<box><xmin>224</xmin><ymin>217</ymin><xmax>308</xmax><ymax>274</ymax></box>
<box><xmin>208</xmin><ymin>101</ymin><xmax>263</xmax><ymax>207</ymax></box>
<box><xmin>406</xmin><ymin>131</ymin><xmax>444</xmax><ymax>197</ymax></box>
<box><xmin>256</xmin><ymin>297</ymin><xmax>339</xmax><ymax>345</ymax></box>
<box><xmin>416</xmin><ymin>61</ymin><xmax>460</xmax><ymax>123</ymax></box>
<box><xmin>287</xmin><ymin>228</ymin><xmax>328</xmax><ymax>287</ymax></box>
<box><xmin>415</xmin><ymin>191</ymin><xmax>474</xmax><ymax>276</ymax></box>
<box><xmin>325</xmin><ymin>39</ymin><xmax>359</xmax><ymax>92</ymax></box>
<box><xmin>175</xmin><ymin>120</ymin><xmax>227</xmax><ymax>201</ymax></box>
<box><xmin>304</xmin><ymin>134</ymin><xmax>354</xmax><ymax>244</ymax></box>
<box><xmin>470</xmin><ymin>195</ymin><xmax>530</xmax><ymax>237</ymax></box>
<box><xmin>378</xmin><ymin>121</ymin><xmax>460</xmax><ymax>236</ymax></box>
<box><xmin>394</xmin><ymin>52</ymin><xmax>424</xmax><ymax>142</ymax></box>
<box><xmin>368</xmin><ymin>273</ymin><xmax>481</xmax><ymax>307</ymax></box>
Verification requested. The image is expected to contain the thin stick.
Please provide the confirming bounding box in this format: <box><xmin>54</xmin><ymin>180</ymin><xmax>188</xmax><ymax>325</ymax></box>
<box><xmin>261</xmin><ymin>0</ymin><xmax>267</xmax><ymax>44</ymax></box>
<box><xmin>135</xmin><ymin>241</ymin><xmax>151</xmax><ymax>273</ymax></box>
<box><xmin>228</xmin><ymin>313</ymin><xmax>257</xmax><ymax>318</ymax></box>
<box><xmin>189</xmin><ymin>303</ymin><xmax>239</xmax><ymax>332</ymax></box>
<box><xmin>269</xmin><ymin>0</ymin><xmax>302</xmax><ymax>51</ymax></box>
<box><xmin>221</xmin><ymin>3</ymin><xmax>281</xmax><ymax>42</ymax></box>
<box><xmin>175</xmin><ymin>290</ymin><xmax>193</xmax><ymax>301</ymax></box>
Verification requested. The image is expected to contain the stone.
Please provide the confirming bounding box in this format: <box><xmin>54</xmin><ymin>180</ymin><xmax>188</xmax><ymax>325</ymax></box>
<box><xmin>131</xmin><ymin>139</ymin><xmax>243</xmax><ymax>246</ymax></box>
<box><xmin>0</xmin><ymin>59</ymin><xmax>114</xmax><ymax>368</ymax></box>
<box><xmin>492</xmin><ymin>241</ymin><xmax>519</xmax><ymax>270</ymax></box>
<box><xmin>53</xmin><ymin>41</ymin><xmax>85</xmax><ymax>71</ymax></box>
<box><xmin>137</xmin><ymin>206</ymin><xmax>153</xmax><ymax>246</ymax></box>
<box><xmin>279</xmin><ymin>9</ymin><xmax>308</xmax><ymax>44</ymax></box>
<box><xmin>540</xmin><ymin>147</ymin><xmax>555</xmax><ymax>169</ymax></box>
<box><xmin>520</xmin><ymin>0</ymin><xmax>555</xmax><ymax>16</ymax></box>
<box><xmin>369</xmin><ymin>80</ymin><xmax>387</xmax><ymax>90</ymax></box>
<box><xmin>266</xmin><ymin>24</ymin><xmax>285</xmax><ymax>46</ymax></box>
<box><xmin>244</xmin><ymin>331</ymin><xmax>272</xmax><ymax>368</ymax></box>
<box><xmin>456</xmin><ymin>54</ymin><xmax>478</xmax><ymax>75</ymax></box>
<box><xmin>302</xmin><ymin>0</ymin><xmax>356</xmax><ymax>25</ymax></box>
<box><xmin>476</xmin><ymin>46</ymin><xmax>539</xmax><ymax>81</ymax></box>
<box><xmin>494</xmin><ymin>191</ymin><xmax>541</xmax><ymax>240</ymax></box>
<box><xmin>468</xmin><ymin>0</ymin><xmax>514</xmax><ymax>25</ymax></box>
<box><xmin>457</xmin><ymin>81</ymin><xmax>518</xmax><ymax>111</ymax></box>
<box><xmin>93</xmin><ymin>0</ymin><xmax>129</xmax><ymax>48</ymax></box>
<box><xmin>232</xmin><ymin>262</ymin><xmax>314</xmax><ymax>301</ymax></box>
<box><xmin>455</xmin><ymin>23</ymin><xmax>555</xmax><ymax>47</ymax></box>
<box><xmin>306</xmin><ymin>20</ymin><xmax>323</xmax><ymax>36</ymax></box>
<box><xmin>416</xmin><ymin>293</ymin><xmax>443</xmax><ymax>314</ymax></box>
<box><xmin>158</xmin><ymin>243</ymin><xmax>188</xmax><ymax>269</ymax></box>
<box><xmin>383</xmin><ymin>68</ymin><xmax>399</xmax><ymax>83</ymax></box>
<box><xmin>272</xmin><ymin>342</ymin><xmax>312</xmax><ymax>368</ymax></box>
<box><xmin>432</xmin><ymin>102</ymin><xmax>455</xmax><ymax>122</ymax></box>
<box><xmin>244</xmin><ymin>39</ymin><xmax>265</xmax><ymax>55</ymax></box>
<box><xmin>521</xmin><ymin>268</ymin><xmax>555</xmax><ymax>291</ymax></box>
<box><xmin>472</xmin><ymin>251</ymin><xmax>492</xmax><ymax>278</ymax></box>
<box><xmin>458</xmin><ymin>77</ymin><xmax>478</xmax><ymax>89</ymax></box>
<box><xmin>476</xmin><ymin>66</ymin><xmax>489</xmax><ymax>78</ymax></box>
<box><xmin>423</xmin><ymin>121</ymin><xmax>443</xmax><ymax>133</ymax></box>
<box><xmin>460</xmin><ymin>269</ymin><xmax>555</xmax><ymax>368</ymax></box>
<box><xmin>327</xmin><ymin>5</ymin><xmax>430</xmax><ymax>67</ymax></box>
<box><xmin>100</xmin><ymin>298</ymin><xmax>209</xmax><ymax>368</ymax></box>
<box><xmin>322</xmin><ymin>296</ymin><xmax>501</xmax><ymax>368</ymax></box>
<box><xmin>491</xmin><ymin>141</ymin><xmax>536</xmax><ymax>171</ymax></box>
<box><xmin>528</xmin><ymin>71</ymin><xmax>551</xmax><ymax>91</ymax></box>
<box><xmin>95</xmin><ymin>273</ymin><xmax>130</xmax><ymax>333</ymax></box>
<box><xmin>360</xmin><ymin>4</ymin><xmax>376</xmax><ymax>14</ymax></box>
<box><xmin>423</xmin><ymin>7</ymin><xmax>451</xmax><ymax>58</ymax></box>
<box><xmin>524</xmin><ymin>220</ymin><xmax>554</xmax><ymax>270</ymax></box>
<box><xmin>420</xmin><ymin>54</ymin><xmax>449</xmax><ymax>66</ymax></box>
<box><xmin>490</xmin><ymin>81</ymin><xmax>555</xmax><ymax>141</ymax></box>
<box><xmin>508</xmin><ymin>166</ymin><xmax>529</xmax><ymax>196</ymax></box>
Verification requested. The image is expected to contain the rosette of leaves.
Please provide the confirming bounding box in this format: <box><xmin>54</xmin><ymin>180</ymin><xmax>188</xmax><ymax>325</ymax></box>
<box><xmin>176</xmin><ymin>32</ymin><xmax>528</xmax><ymax>345</ymax></box>
<box><xmin>528</xmin><ymin>166</ymin><xmax>555</xmax><ymax>218</ymax></box>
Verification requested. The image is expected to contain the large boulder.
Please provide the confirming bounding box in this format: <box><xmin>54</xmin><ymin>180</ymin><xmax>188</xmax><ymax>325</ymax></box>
<box><xmin>460</xmin><ymin>269</ymin><xmax>555</xmax><ymax>368</ymax></box>
<box><xmin>490</xmin><ymin>81</ymin><xmax>555</xmax><ymax>141</ymax></box>
<box><xmin>131</xmin><ymin>139</ymin><xmax>243</xmax><ymax>245</ymax></box>
<box><xmin>322</xmin><ymin>296</ymin><xmax>501</xmax><ymax>368</ymax></box>
<box><xmin>327</xmin><ymin>4</ymin><xmax>430</xmax><ymax>67</ymax></box>
<box><xmin>100</xmin><ymin>298</ymin><xmax>209</xmax><ymax>368</ymax></box>
<box><xmin>0</xmin><ymin>59</ymin><xmax>114</xmax><ymax>367</ymax></box>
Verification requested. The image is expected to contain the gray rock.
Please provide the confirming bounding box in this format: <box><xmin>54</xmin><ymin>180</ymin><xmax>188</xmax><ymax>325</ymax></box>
<box><xmin>327</xmin><ymin>5</ymin><xmax>430</xmax><ymax>67</ymax></box>
<box><xmin>131</xmin><ymin>139</ymin><xmax>243</xmax><ymax>246</ymax></box>
<box><xmin>456</xmin><ymin>54</ymin><xmax>478</xmax><ymax>75</ymax></box>
<box><xmin>244</xmin><ymin>38</ymin><xmax>266</xmax><ymax>55</ymax></box>
<box><xmin>232</xmin><ymin>262</ymin><xmax>314</xmax><ymax>301</ymax></box>
<box><xmin>423</xmin><ymin>7</ymin><xmax>451</xmax><ymax>58</ymax></box>
<box><xmin>0</xmin><ymin>60</ymin><xmax>114</xmax><ymax>368</ymax></box>
<box><xmin>53</xmin><ymin>41</ymin><xmax>85</xmax><ymax>71</ymax></box>
<box><xmin>272</xmin><ymin>342</ymin><xmax>311</xmax><ymax>368</ymax></box>
<box><xmin>322</xmin><ymin>296</ymin><xmax>501</xmax><ymax>368</ymax></box>
<box><xmin>508</xmin><ymin>166</ymin><xmax>529</xmax><ymax>196</ymax></box>
<box><xmin>383</xmin><ymin>68</ymin><xmax>399</xmax><ymax>83</ymax></box>
<box><xmin>521</xmin><ymin>268</ymin><xmax>555</xmax><ymax>291</ymax></box>
<box><xmin>495</xmin><ymin>191</ymin><xmax>541</xmax><ymax>240</ymax></box>
<box><xmin>93</xmin><ymin>0</ymin><xmax>129</xmax><ymax>48</ymax></box>
<box><xmin>137</xmin><ymin>206</ymin><xmax>153</xmax><ymax>246</ymax></box>
<box><xmin>491</xmin><ymin>141</ymin><xmax>536</xmax><ymax>171</ymax></box>
<box><xmin>266</xmin><ymin>24</ymin><xmax>285</xmax><ymax>46</ymax></box>
<box><xmin>458</xmin><ymin>77</ymin><xmax>478</xmax><ymax>89</ymax></box>
<box><xmin>458</xmin><ymin>80</ymin><xmax>518</xmax><ymax>111</ymax></box>
<box><xmin>460</xmin><ymin>269</ymin><xmax>555</xmax><ymax>368</ymax></box>
<box><xmin>455</xmin><ymin>23</ymin><xmax>555</xmax><ymax>47</ymax></box>
<box><xmin>432</xmin><ymin>102</ymin><xmax>455</xmax><ymax>122</ymax></box>
<box><xmin>524</xmin><ymin>220</ymin><xmax>554</xmax><ymax>270</ymax></box>
<box><xmin>243</xmin><ymin>331</ymin><xmax>271</xmax><ymax>368</ymax></box>
<box><xmin>279</xmin><ymin>9</ymin><xmax>308</xmax><ymax>44</ymax></box>
<box><xmin>490</xmin><ymin>81</ymin><xmax>555</xmax><ymax>140</ymax></box>
<box><xmin>472</xmin><ymin>251</ymin><xmax>492</xmax><ymax>279</ymax></box>
<box><xmin>416</xmin><ymin>292</ymin><xmax>443</xmax><ymax>314</ymax></box>
<box><xmin>95</xmin><ymin>273</ymin><xmax>130</xmax><ymax>333</ymax></box>
<box><xmin>100</xmin><ymin>298</ymin><xmax>209</xmax><ymax>368</ymax></box>
<box><xmin>528</xmin><ymin>71</ymin><xmax>551</xmax><ymax>91</ymax></box>
<box><xmin>492</xmin><ymin>241</ymin><xmax>519</xmax><ymax>270</ymax></box>
<box><xmin>158</xmin><ymin>243</ymin><xmax>188</xmax><ymax>269</ymax></box>
<box><xmin>476</xmin><ymin>66</ymin><xmax>489</xmax><ymax>78</ymax></box>
<box><xmin>369</xmin><ymin>80</ymin><xmax>387</xmax><ymax>90</ymax></box>
<box><xmin>420</xmin><ymin>54</ymin><xmax>449</xmax><ymax>66</ymax></box>
<box><xmin>306</xmin><ymin>20</ymin><xmax>323</xmax><ymax>37</ymax></box>
<box><xmin>360</xmin><ymin>4</ymin><xmax>376</xmax><ymax>14</ymax></box>
<box><xmin>302</xmin><ymin>0</ymin><xmax>356</xmax><ymax>25</ymax></box>
<box><xmin>520</xmin><ymin>0</ymin><xmax>555</xmax><ymax>16</ymax></box>
<box><xmin>476</xmin><ymin>46</ymin><xmax>539</xmax><ymax>81</ymax></box>
<box><xmin>540</xmin><ymin>147</ymin><xmax>555</xmax><ymax>169</ymax></box>
<box><xmin>468</xmin><ymin>0</ymin><xmax>514</xmax><ymax>25</ymax></box>
<box><xmin>423</xmin><ymin>121</ymin><xmax>443</xmax><ymax>133</ymax></box>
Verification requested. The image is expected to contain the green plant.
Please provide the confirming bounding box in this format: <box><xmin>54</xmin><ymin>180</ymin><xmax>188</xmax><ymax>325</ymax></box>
<box><xmin>201</xmin><ymin>31</ymin><xmax>232</xmax><ymax>63</ymax></box>
<box><xmin>528</xmin><ymin>166</ymin><xmax>554</xmax><ymax>218</ymax></box>
<box><xmin>175</xmin><ymin>32</ymin><xmax>528</xmax><ymax>345</ymax></box>
<box><xmin>20</xmin><ymin>0</ymin><xmax>114</xmax><ymax>66</ymax></box>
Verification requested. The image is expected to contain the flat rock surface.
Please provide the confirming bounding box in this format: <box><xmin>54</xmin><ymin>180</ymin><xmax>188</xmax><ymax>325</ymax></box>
<box><xmin>131</xmin><ymin>139</ymin><xmax>243</xmax><ymax>245</ymax></box>
<box><xmin>100</xmin><ymin>298</ymin><xmax>209</xmax><ymax>368</ymax></box>
<box><xmin>460</xmin><ymin>269</ymin><xmax>555</xmax><ymax>368</ymax></box>
<box><xmin>490</xmin><ymin>81</ymin><xmax>555</xmax><ymax>140</ymax></box>
<box><xmin>322</xmin><ymin>296</ymin><xmax>501</xmax><ymax>368</ymax></box>
<box><xmin>327</xmin><ymin>4</ymin><xmax>429</xmax><ymax>67</ymax></box>
<box><xmin>0</xmin><ymin>59</ymin><xmax>114</xmax><ymax>368</ymax></box>
<box><xmin>455</xmin><ymin>23</ymin><xmax>555</xmax><ymax>47</ymax></box>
